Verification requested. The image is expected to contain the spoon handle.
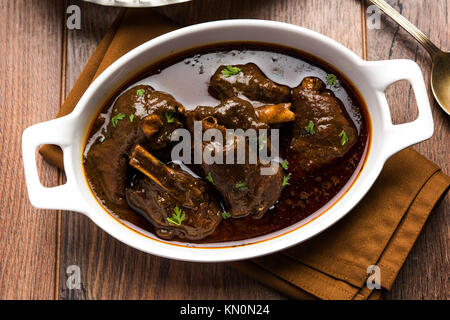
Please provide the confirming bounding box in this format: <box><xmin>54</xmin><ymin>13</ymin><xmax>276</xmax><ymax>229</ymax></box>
<box><xmin>369</xmin><ymin>0</ymin><xmax>440</xmax><ymax>56</ymax></box>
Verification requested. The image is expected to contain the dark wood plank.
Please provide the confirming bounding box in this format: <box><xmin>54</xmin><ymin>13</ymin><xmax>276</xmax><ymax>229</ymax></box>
<box><xmin>58</xmin><ymin>0</ymin><xmax>363</xmax><ymax>300</ymax></box>
<box><xmin>0</xmin><ymin>0</ymin><xmax>65</xmax><ymax>299</ymax></box>
<box><xmin>157</xmin><ymin>0</ymin><xmax>364</xmax><ymax>57</ymax></box>
<box><xmin>364</xmin><ymin>0</ymin><xmax>449</xmax><ymax>299</ymax></box>
<box><xmin>59</xmin><ymin>1</ymin><xmax>121</xmax><ymax>300</ymax></box>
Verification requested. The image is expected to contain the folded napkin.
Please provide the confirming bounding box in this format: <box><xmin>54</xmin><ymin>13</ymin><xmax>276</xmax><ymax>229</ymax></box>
<box><xmin>39</xmin><ymin>9</ymin><xmax>449</xmax><ymax>300</ymax></box>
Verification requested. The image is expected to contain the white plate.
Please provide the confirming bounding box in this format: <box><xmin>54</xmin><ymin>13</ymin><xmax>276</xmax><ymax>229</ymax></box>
<box><xmin>83</xmin><ymin>0</ymin><xmax>191</xmax><ymax>7</ymax></box>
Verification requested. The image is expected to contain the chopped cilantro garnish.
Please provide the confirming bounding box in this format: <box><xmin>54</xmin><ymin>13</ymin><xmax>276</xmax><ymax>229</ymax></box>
<box><xmin>282</xmin><ymin>173</ymin><xmax>291</xmax><ymax>187</ymax></box>
<box><xmin>206</xmin><ymin>172</ymin><xmax>214</xmax><ymax>184</ymax></box>
<box><xmin>165</xmin><ymin>109</ymin><xmax>176</xmax><ymax>123</ymax></box>
<box><xmin>221</xmin><ymin>65</ymin><xmax>242</xmax><ymax>77</ymax></box>
<box><xmin>326</xmin><ymin>74</ymin><xmax>338</xmax><ymax>87</ymax></box>
<box><xmin>222</xmin><ymin>212</ymin><xmax>231</xmax><ymax>220</ymax></box>
<box><xmin>111</xmin><ymin>113</ymin><xmax>126</xmax><ymax>127</ymax></box>
<box><xmin>136</xmin><ymin>88</ymin><xmax>145</xmax><ymax>97</ymax></box>
<box><xmin>281</xmin><ymin>159</ymin><xmax>289</xmax><ymax>170</ymax></box>
<box><xmin>167</xmin><ymin>206</ymin><xmax>185</xmax><ymax>226</ymax></box>
<box><xmin>258</xmin><ymin>132</ymin><xmax>266</xmax><ymax>151</ymax></box>
<box><xmin>305</xmin><ymin>120</ymin><xmax>315</xmax><ymax>135</ymax></box>
<box><xmin>129</xmin><ymin>114</ymin><xmax>135</xmax><ymax>122</ymax></box>
<box><xmin>235</xmin><ymin>181</ymin><xmax>247</xmax><ymax>191</ymax></box>
<box><xmin>339</xmin><ymin>130</ymin><xmax>349</xmax><ymax>146</ymax></box>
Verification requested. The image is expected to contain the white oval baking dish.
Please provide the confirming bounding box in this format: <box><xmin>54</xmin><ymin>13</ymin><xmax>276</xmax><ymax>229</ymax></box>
<box><xmin>22</xmin><ymin>20</ymin><xmax>433</xmax><ymax>262</ymax></box>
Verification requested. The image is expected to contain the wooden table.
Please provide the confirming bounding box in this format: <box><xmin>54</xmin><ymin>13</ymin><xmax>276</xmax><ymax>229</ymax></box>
<box><xmin>0</xmin><ymin>0</ymin><xmax>448</xmax><ymax>299</ymax></box>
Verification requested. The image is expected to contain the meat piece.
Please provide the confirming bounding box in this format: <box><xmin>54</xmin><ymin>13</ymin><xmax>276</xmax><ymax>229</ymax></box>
<box><xmin>255</xmin><ymin>103</ymin><xmax>295</xmax><ymax>125</ymax></box>
<box><xmin>85</xmin><ymin>85</ymin><xmax>184</xmax><ymax>207</ymax></box>
<box><xmin>210</xmin><ymin>63</ymin><xmax>291</xmax><ymax>104</ymax></box>
<box><xmin>187</xmin><ymin>98</ymin><xmax>284</xmax><ymax>219</ymax></box>
<box><xmin>141</xmin><ymin>114</ymin><xmax>163</xmax><ymax>138</ymax></box>
<box><xmin>290</xmin><ymin>77</ymin><xmax>357</xmax><ymax>171</ymax></box>
<box><xmin>185</xmin><ymin>97</ymin><xmax>294</xmax><ymax>131</ymax></box>
<box><xmin>202</xmin><ymin>141</ymin><xmax>283</xmax><ymax>219</ymax></box>
<box><xmin>126</xmin><ymin>145</ymin><xmax>222</xmax><ymax>240</ymax></box>
<box><xmin>186</xmin><ymin>97</ymin><xmax>267</xmax><ymax>131</ymax></box>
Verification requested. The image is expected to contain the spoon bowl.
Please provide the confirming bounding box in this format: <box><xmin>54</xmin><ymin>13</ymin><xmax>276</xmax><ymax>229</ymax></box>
<box><xmin>431</xmin><ymin>51</ymin><xmax>450</xmax><ymax>115</ymax></box>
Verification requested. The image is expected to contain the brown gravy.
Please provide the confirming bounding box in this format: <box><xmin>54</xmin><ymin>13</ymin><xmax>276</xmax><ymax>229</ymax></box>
<box><xmin>83</xmin><ymin>43</ymin><xmax>370</xmax><ymax>243</ymax></box>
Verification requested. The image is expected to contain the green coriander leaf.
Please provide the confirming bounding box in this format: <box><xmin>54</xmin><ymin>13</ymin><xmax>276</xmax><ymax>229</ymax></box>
<box><xmin>136</xmin><ymin>88</ymin><xmax>145</xmax><ymax>97</ymax></box>
<box><xmin>222</xmin><ymin>212</ymin><xmax>231</xmax><ymax>220</ymax></box>
<box><xmin>206</xmin><ymin>172</ymin><xmax>214</xmax><ymax>184</ymax></box>
<box><xmin>129</xmin><ymin>114</ymin><xmax>135</xmax><ymax>122</ymax></box>
<box><xmin>339</xmin><ymin>130</ymin><xmax>349</xmax><ymax>146</ymax></box>
<box><xmin>326</xmin><ymin>74</ymin><xmax>338</xmax><ymax>87</ymax></box>
<box><xmin>281</xmin><ymin>159</ymin><xmax>289</xmax><ymax>170</ymax></box>
<box><xmin>165</xmin><ymin>109</ymin><xmax>176</xmax><ymax>123</ymax></box>
<box><xmin>305</xmin><ymin>120</ymin><xmax>315</xmax><ymax>135</ymax></box>
<box><xmin>111</xmin><ymin>113</ymin><xmax>126</xmax><ymax>128</ymax></box>
<box><xmin>221</xmin><ymin>65</ymin><xmax>242</xmax><ymax>78</ymax></box>
<box><xmin>167</xmin><ymin>206</ymin><xmax>185</xmax><ymax>226</ymax></box>
<box><xmin>235</xmin><ymin>181</ymin><xmax>247</xmax><ymax>191</ymax></box>
<box><xmin>258</xmin><ymin>133</ymin><xmax>266</xmax><ymax>151</ymax></box>
<box><xmin>282</xmin><ymin>173</ymin><xmax>291</xmax><ymax>187</ymax></box>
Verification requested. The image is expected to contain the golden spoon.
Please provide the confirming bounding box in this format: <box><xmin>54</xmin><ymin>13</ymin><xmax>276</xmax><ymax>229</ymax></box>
<box><xmin>370</xmin><ymin>0</ymin><xmax>450</xmax><ymax>115</ymax></box>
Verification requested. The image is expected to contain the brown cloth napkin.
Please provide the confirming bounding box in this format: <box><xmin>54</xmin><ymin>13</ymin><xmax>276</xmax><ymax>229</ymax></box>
<box><xmin>39</xmin><ymin>9</ymin><xmax>449</xmax><ymax>300</ymax></box>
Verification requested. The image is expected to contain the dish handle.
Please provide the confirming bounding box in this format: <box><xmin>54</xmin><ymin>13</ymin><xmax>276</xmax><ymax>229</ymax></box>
<box><xmin>22</xmin><ymin>116</ymin><xmax>85</xmax><ymax>212</ymax></box>
<box><xmin>363</xmin><ymin>59</ymin><xmax>434</xmax><ymax>158</ymax></box>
